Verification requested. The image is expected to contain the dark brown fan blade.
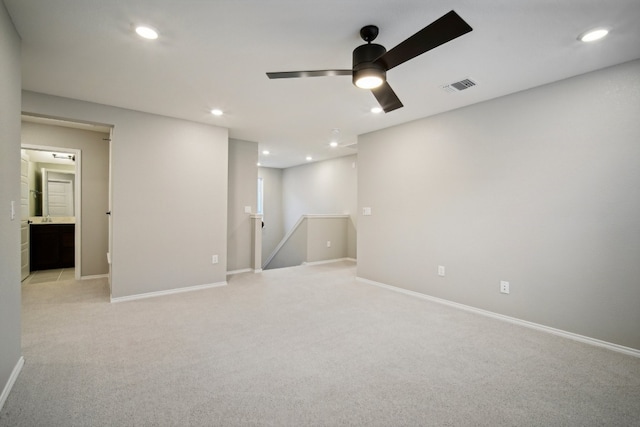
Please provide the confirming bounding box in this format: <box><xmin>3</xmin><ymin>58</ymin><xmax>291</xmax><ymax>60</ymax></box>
<box><xmin>374</xmin><ymin>10</ymin><xmax>472</xmax><ymax>71</ymax></box>
<box><xmin>371</xmin><ymin>81</ymin><xmax>403</xmax><ymax>113</ymax></box>
<box><xmin>266</xmin><ymin>70</ymin><xmax>352</xmax><ymax>79</ymax></box>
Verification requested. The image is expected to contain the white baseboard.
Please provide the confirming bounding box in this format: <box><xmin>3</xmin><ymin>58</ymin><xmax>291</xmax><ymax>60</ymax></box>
<box><xmin>357</xmin><ymin>277</ymin><xmax>640</xmax><ymax>358</ymax></box>
<box><xmin>227</xmin><ymin>268</ymin><xmax>253</xmax><ymax>276</ymax></box>
<box><xmin>80</xmin><ymin>274</ymin><xmax>108</xmax><ymax>280</ymax></box>
<box><xmin>303</xmin><ymin>258</ymin><xmax>357</xmax><ymax>266</ymax></box>
<box><xmin>0</xmin><ymin>356</ymin><xmax>24</xmax><ymax>411</ymax></box>
<box><xmin>110</xmin><ymin>281</ymin><xmax>227</xmax><ymax>303</ymax></box>
<box><xmin>254</xmin><ymin>269</ymin><xmax>263</xmax><ymax>273</ymax></box>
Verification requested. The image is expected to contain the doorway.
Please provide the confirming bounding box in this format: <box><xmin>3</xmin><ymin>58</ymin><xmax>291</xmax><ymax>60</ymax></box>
<box><xmin>20</xmin><ymin>114</ymin><xmax>112</xmax><ymax>283</ymax></box>
<box><xmin>21</xmin><ymin>146</ymin><xmax>81</xmax><ymax>280</ymax></box>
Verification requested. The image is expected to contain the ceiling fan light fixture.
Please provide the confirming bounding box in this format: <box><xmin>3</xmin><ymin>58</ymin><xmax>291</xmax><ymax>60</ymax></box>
<box><xmin>353</xmin><ymin>67</ymin><xmax>385</xmax><ymax>89</ymax></box>
<box><xmin>355</xmin><ymin>75</ymin><xmax>383</xmax><ymax>89</ymax></box>
<box><xmin>352</xmin><ymin>42</ymin><xmax>386</xmax><ymax>89</ymax></box>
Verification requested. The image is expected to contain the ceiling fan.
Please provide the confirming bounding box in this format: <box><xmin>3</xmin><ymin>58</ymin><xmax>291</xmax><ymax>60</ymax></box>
<box><xmin>266</xmin><ymin>10</ymin><xmax>473</xmax><ymax>113</ymax></box>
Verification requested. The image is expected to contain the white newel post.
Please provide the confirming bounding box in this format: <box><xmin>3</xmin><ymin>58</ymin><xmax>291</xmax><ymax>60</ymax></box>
<box><xmin>251</xmin><ymin>214</ymin><xmax>263</xmax><ymax>272</ymax></box>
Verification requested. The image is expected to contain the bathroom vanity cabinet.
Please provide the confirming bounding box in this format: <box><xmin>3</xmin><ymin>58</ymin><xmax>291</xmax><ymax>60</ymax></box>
<box><xmin>30</xmin><ymin>223</ymin><xmax>75</xmax><ymax>271</ymax></box>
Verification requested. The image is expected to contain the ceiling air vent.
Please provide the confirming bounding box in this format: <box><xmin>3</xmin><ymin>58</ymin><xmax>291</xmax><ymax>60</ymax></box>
<box><xmin>442</xmin><ymin>78</ymin><xmax>477</xmax><ymax>93</ymax></box>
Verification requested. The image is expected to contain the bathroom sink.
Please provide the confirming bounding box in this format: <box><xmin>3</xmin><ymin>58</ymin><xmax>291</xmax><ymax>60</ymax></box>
<box><xmin>29</xmin><ymin>217</ymin><xmax>75</xmax><ymax>224</ymax></box>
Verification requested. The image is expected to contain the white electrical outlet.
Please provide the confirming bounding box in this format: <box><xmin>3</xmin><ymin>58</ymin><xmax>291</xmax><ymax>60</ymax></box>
<box><xmin>500</xmin><ymin>281</ymin><xmax>510</xmax><ymax>294</ymax></box>
<box><xmin>362</xmin><ymin>207</ymin><xmax>372</xmax><ymax>216</ymax></box>
<box><xmin>327</xmin><ymin>241</ymin><xmax>331</xmax><ymax>248</ymax></box>
<box><xmin>244</xmin><ymin>206</ymin><xmax>251</xmax><ymax>214</ymax></box>
<box><xmin>438</xmin><ymin>265</ymin><xmax>445</xmax><ymax>277</ymax></box>
<box><xmin>212</xmin><ymin>255</ymin><xmax>219</xmax><ymax>264</ymax></box>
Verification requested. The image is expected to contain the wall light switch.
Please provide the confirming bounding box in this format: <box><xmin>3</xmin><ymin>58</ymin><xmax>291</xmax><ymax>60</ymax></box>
<box><xmin>244</xmin><ymin>206</ymin><xmax>251</xmax><ymax>214</ymax></box>
<box><xmin>438</xmin><ymin>265</ymin><xmax>445</xmax><ymax>277</ymax></box>
<box><xmin>327</xmin><ymin>241</ymin><xmax>331</xmax><ymax>248</ymax></box>
<box><xmin>10</xmin><ymin>201</ymin><xmax>16</xmax><ymax>220</ymax></box>
<box><xmin>362</xmin><ymin>207</ymin><xmax>372</xmax><ymax>216</ymax></box>
<box><xmin>212</xmin><ymin>255</ymin><xmax>219</xmax><ymax>264</ymax></box>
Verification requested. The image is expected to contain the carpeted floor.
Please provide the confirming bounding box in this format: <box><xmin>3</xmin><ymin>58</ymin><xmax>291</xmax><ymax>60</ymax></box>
<box><xmin>1</xmin><ymin>261</ymin><xmax>639</xmax><ymax>426</ymax></box>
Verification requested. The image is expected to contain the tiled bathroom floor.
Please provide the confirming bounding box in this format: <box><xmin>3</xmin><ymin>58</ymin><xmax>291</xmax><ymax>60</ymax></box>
<box><xmin>24</xmin><ymin>268</ymin><xmax>76</xmax><ymax>284</ymax></box>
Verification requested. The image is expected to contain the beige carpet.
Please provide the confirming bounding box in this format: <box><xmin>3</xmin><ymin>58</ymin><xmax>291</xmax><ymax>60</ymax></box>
<box><xmin>1</xmin><ymin>261</ymin><xmax>639</xmax><ymax>426</ymax></box>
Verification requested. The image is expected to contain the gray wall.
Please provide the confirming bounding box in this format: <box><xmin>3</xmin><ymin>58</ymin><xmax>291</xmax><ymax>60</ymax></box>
<box><xmin>358</xmin><ymin>60</ymin><xmax>640</xmax><ymax>350</ymax></box>
<box><xmin>227</xmin><ymin>138</ymin><xmax>258</xmax><ymax>272</ymax></box>
<box><xmin>265</xmin><ymin>215</ymin><xmax>350</xmax><ymax>269</ymax></box>
<box><xmin>306</xmin><ymin>216</ymin><xmax>349</xmax><ymax>263</ymax></box>
<box><xmin>22</xmin><ymin>122</ymin><xmax>110</xmax><ymax>277</ymax></box>
<box><xmin>0</xmin><ymin>1</ymin><xmax>22</xmax><ymax>408</ymax></box>
<box><xmin>282</xmin><ymin>155</ymin><xmax>357</xmax><ymax>259</ymax></box>
<box><xmin>267</xmin><ymin>218</ymin><xmax>307</xmax><ymax>270</ymax></box>
<box><xmin>259</xmin><ymin>167</ymin><xmax>284</xmax><ymax>265</ymax></box>
<box><xmin>22</xmin><ymin>91</ymin><xmax>229</xmax><ymax>299</ymax></box>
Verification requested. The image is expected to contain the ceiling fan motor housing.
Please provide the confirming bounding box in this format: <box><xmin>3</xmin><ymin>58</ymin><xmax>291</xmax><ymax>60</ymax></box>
<box><xmin>352</xmin><ymin>43</ymin><xmax>387</xmax><ymax>87</ymax></box>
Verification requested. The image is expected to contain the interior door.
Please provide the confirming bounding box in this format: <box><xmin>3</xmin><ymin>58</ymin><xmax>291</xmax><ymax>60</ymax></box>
<box><xmin>20</xmin><ymin>152</ymin><xmax>30</xmax><ymax>280</ymax></box>
<box><xmin>42</xmin><ymin>169</ymin><xmax>75</xmax><ymax>217</ymax></box>
<box><xmin>47</xmin><ymin>179</ymin><xmax>74</xmax><ymax>216</ymax></box>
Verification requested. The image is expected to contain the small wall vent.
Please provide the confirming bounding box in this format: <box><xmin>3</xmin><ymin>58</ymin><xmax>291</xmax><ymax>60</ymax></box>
<box><xmin>442</xmin><ymin>78</ymin><xmax>477</xmax><ymax>93</ymax></box>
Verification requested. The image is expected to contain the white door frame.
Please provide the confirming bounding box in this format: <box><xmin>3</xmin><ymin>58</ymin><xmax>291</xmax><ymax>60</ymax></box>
<box><xmin>107</xmin><ymin>127</ymin><xmax>113</xmax><ymax>295</ymax></box>
<box><xmin>21</xmin><ymin>144</ymin><xmax>82</xmax><ymax>280</ymax></box>
<box><xmin>20</xmin><ymin>151</ymin><xmax>30</xmax><ymax>281</ymax></box>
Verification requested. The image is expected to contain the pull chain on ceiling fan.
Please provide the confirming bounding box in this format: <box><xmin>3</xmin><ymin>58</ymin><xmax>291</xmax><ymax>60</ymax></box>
<box><xmin>266</xmin><ymin>10</ymin><xmax>473</xmax><ymax>113</ymax></box>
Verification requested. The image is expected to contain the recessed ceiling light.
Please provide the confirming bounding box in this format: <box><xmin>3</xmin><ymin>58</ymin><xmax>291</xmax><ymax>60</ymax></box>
<box><xmin>211</xmin><ymin>109</ymin><xmax>223</xmax><ymax>116</ymax></box>
<box><xmin>306</xmin><ymin>156</ymin><xmax>313</xmax><ymax>161</ymax></box>
<box><xmin>329</xmin><ymin>141</ymin><xmax>339</xmax><ymax>148</ymax></box>
<box><xmin>371</xmin><ymin>107</ymin><xmax>383</xmax><ymax>114</ymax></box>
<box><xmin>135</xmin><ymin>25</ymin><xmax>158</xmax><ymax>40</ymax></box>
<box><xmin>262</xmin><ymin>150</ymin><xmax>270</xmax><ymax>155</ymax></box>
<box><xmin>578</xmin><ymin>28</ymin><xmax>609</xmax><ymax>42</ymax></box>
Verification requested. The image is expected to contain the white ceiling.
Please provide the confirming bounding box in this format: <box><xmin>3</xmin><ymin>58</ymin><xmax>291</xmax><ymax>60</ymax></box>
<box><xmin>5</xmin><ymin>0</ymin><xmax>640</xmax><ymax>168</ymax></box>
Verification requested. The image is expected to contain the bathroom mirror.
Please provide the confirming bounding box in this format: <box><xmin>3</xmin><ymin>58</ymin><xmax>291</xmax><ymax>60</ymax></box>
<box><xmin>42</xmin><ymin>168</ymin><xmax>75</xmax><ymax>216</ymax></box>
